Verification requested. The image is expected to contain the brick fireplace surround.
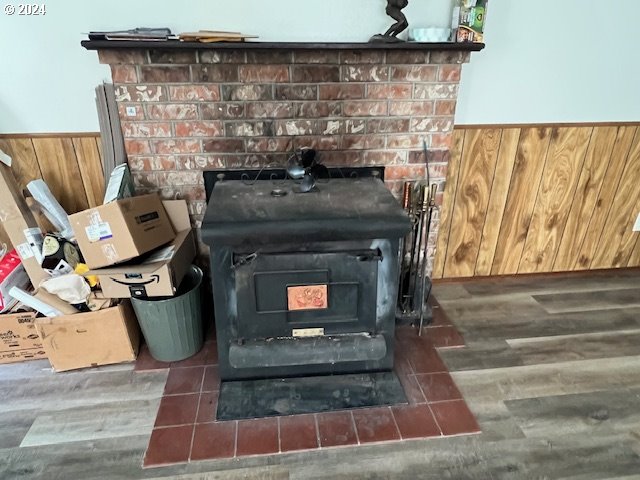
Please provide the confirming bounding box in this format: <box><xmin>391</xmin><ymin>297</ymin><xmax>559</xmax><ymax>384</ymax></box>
<box><xmin>88</xmin><ymin>42</ymin><xmax>482</xmax><ymax>274</ymax></box>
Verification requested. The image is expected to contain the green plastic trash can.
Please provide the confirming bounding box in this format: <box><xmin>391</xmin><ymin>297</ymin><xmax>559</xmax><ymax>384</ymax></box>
<box><xmin>131</xmin><ymin>265</ymin><xmax>204</xmax><ymax>362</ymax></box>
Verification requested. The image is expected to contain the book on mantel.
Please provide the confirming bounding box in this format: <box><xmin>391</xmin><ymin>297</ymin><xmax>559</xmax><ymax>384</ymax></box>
<box><xmin>87</xmin><ymin>28</ymin><xmax>175</xmax><ymax>41</ymax></box>
<box><xmin>178</xmin><ymin>30</ymin><xmax>258</xmax><ymax>43</ymax></box>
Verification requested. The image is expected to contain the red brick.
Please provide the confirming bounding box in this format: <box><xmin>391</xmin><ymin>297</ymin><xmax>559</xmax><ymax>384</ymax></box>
<box><xmin>342</xmin><ymin>66</ymin><xmax>389</xmax><ymax>82</ymax></box>
<box><xmin>293</xmin><ymin>136</ymin><xmax>341</xmax><ymax>151</ymax></box>
<box><xmin>115</xmin><ymin>85</ymin><xmax>165</xmax><ymax>102</ymax></box>
<box><xmin>275</xmin><ymin>85</ymin><xmax>317</xmax><ymax>100</ymax></box>
<box><xmin>124</xmin><ymin>139</ymin><xmax>151</xmax><ymax>155</ymax></box>
<box><xmin>201</xmin><ymin>103</ymin><xmax>245</xmax><ymax>119</ymax></box>
<box><xmin>245</xmin><ymin>102</ymin><xmax>293</xmax><ymax>119</ymax></box>
<box><xmin>391</xmin><ymin>66</ymin><xmax>438</xmax><ymax>82</ymax></box>
<box><xmin>274</xmin><ymin>120</ymin><xmax>317</xmax><ymax>136</ymax></box>
<box><xmin>149</xmin><ymin>50</ymin><xmax>197</xmax><ymax>64</ymax></box>
<box><xmin>363</xmin><ymin>150</ymin><xmax>407</xmax><ymax>165</ymax></box>
<box><xmin>319</xmin><ymin>120</ymin><xmax>342</xmax><ymax>135</ymax></box>
<box><xmin>430</xmin><ymin>51</ymin><xmax>470</xmax><ymax>65</ymax></box>
<box><xmin>367</xmin><ymin>119</ymin><xmax>410</xmax><ymax>134</ymax></box>
<box><xmin>411</xmin><ymin>118</ymin><xmax>454</xmax><ymax>133</ymax></box>
<box><xmin>367</xmin><ymin>84</ymin><xmax>412</xmax><ymax>99</ymax></box>
<box><xmin>175</xmin><ymin>121</ymin><xmax>224</xmax><ymax>137</ymax></box>
<box><xmin>157</xmin><ymin>171</ymin><xmax>204</xmax><ymax>186</ymax></box>
<box><xmin>111</xmin><ymin>65</ymin><xmax>138</xmax><ymax>83</ymax></box>
<box><xmin>342</xmin><ymin>135</ymin><xmax>386</xmax><ymax>150</ymax></box>
<box><xmin>414</xmin><ymin>84</ymin><xmax>459</xmax><ymax>100</ymax></box>
<box><xmin>152</xmin><ymin>139</ymin><xmax>201</xmax><ymax>155</ymax></box>
<box><xmin>386</xmin><ymin>165</ymin><xmax>427</xmax><ymax>180</ymax></box>
<box><xmin>430</xmin><ymin>133</ymin><xmax>455</xmax><ymax>149</ymax></box>
<box><xmin>386</xmin><ymin>51</ymin><xmax>428</xmax><ymax>64</ymax></box>
<box><xmin>319</xmin><ymin>84</ymin><xmax>365</xmax><ymax>100</ymax></box>
<box><xmin>435</xmin><ymin>100</ymin><xmax>458</xmax><ymax>116</ymax></box>
<box><xmin>294</xmin><ymin>51</ymin><xmax>340</xmax><ymax>64</ymax></box>
<box><xmin>146</xmin><ymin>104</ymin><xmax>198</xmax><ymax>120</ymax></box>
<box><xmin>169</xmin><ymin>85</ymin><xmax>220</xmax><ymax>101</ymax></box>
<box><xmin>175</xmin><ymin>155</ymin><xmax>230</xmax><ymax>170</ymax></box>
<box><xmin>340</xmin><ymin>51</ymin><xmax>385</xmax><ymax>64</ymax></box>
<box><xmin>320</xmin><ymin>151</ymin><xmax>363</xmax><ymax>166</ymax></box>
<box><xmin>439</xmin><ymin>65</ymin><xmax>462</xmax><ymax>82</ymax></box>
<box><xmin>225</xmin><ymin>121</ymin><xmax>274</xmax><ymax>137</ymax></box>
<box><xmin>159</xmin><ymin>185</ymin><xmax>206</xmax><ymax>202</ymax></box>
<box><xmin>199</xmin><ymin>50</ymin><xmax>246</xmax><ymax>63</ymax></box>
<box><xmin>203</xmin><ymin>139</ymin><xmax>245</xmax><ymax>153</ymax></box>
<box><xmin>222</xmin><ymin>84</ymin><xmax>273</xmax><ymax>101</ymax></box>
<box><xmin>389</xmin><ymin>101</ymin><xmax>434</xmax><ymax>116</ymax></box>
<box><xmin>98</xmin><ymin>49</ymin><xmax>147</xmax><ymax>65</ymax></box>
<box><xmin>191</xmin><ymin>64</ymin><xmax>239</xmax><ymax>82</ymax></box>
<box><xmin>227</xmin><ymin>153</ymin><xmax>288</xmax><ymax>168</ymax></box>
<box><xmin>121</xmin><ymin>122</ymin><xmax>172</xmax><ymax>138</ymax></box>
<box><xmin>139</xmin><ymin>66</ymin><xmax>190</xmax><ymax>83</ymax></box>
<box><xmin>239</xmin><ymin>65</ymin><xmax>289</xmax><ymax>83</ymax></box>
<box><xmin>128</xmin><ymin>156</ymin><xmax>177</xmax><ymax>171</ymax></box>
<box><xmin>343</xmin><ymin>101</ymin><xmax>388</xmax><ymax>117</ymax></box>
<box><xmin>118</xmin><ymin>104</ymin><xmax>144</xmax><ymax>121</ymax></box>
<box><xmin>132</xmin><ymin>172</ymin><xmax>158</xmax><ymax>188</ymax></box>
<box><xmin>295</xmin><ymin>102</ymin><xmax>342</xmax><ymax>118</ymax></box>
<box><xmin>387</xmin><ymin>135</ymin><xmax>426</xmax><ymax>149</ymax></box>
<box><xmin>246</xmin><ymin>137</ymin><xmax>293</xmax><ymax>153</ymax></box>
<box><xmin>247</xmin><ymin>51</ymin><xmax>293</xmax><ymax>64</ymax></box>
<box><xmin>345</xmin><ymin>119</ymin><xmax>367</xmax><ymax>134</ymax></box>
<box><xmin>291</xmin><ymin>66</ymin><xmax>340</xmax><ymax>83</ymax></box>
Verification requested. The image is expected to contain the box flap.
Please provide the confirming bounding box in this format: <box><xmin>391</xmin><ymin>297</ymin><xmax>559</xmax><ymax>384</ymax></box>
<box><xmin>162</xmin><ymin>200</ymin><xmax>191</xmax><ymax>232</ymax></box>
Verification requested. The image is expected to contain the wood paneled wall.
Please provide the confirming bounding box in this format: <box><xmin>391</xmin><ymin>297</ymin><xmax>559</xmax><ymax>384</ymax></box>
<box><xmin>2</xmin><ymin>126</ymin><xmax>639</xmax><ymax>279</ymax></box>
<box><xmin>0</xmin><ymin>134</ymin><xmax>105</xmax><ymax>213</ymax></box>
<box><xmin>433</xmin><ymin>124</ymin><xmax>640</xmax><ymax>279</ymax></box>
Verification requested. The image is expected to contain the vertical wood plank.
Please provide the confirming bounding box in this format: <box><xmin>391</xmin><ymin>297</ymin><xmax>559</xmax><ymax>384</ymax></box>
<box><xmin>627</xmin><ymin>237</ymin><xmax>640</xmax><ymax>267</ymax></box>
<box><xmin>490</xmin><ymin>128</ymin><xmax>552</xmax><ymax>275</ymax></box>
<box><xmin>0</xmin><ymin>138</ymin><xmax>43</xmax><ymax>192</ymax></box>
<box><xmin>443</xmin><ymin>128</ymin><xmax>502</xmax><ymax>278</ymax></box>
<box><xmin>518</xmin><ymin>127</ymin><xmax>593</xmax><ymax>273</ymax></box>
<box><xmin>575</xmin><ymin>126</ymin><xmax>637</xmax><ymax>269</ymax></box>
<box><xmin>474</xmin><ymin>128</ymin><xmax>521</xmax><ymax>276</ymax></box>
<box><xmin>73</xmin><ymin>137</ymin><xmax>105</xmax><ymax>208</ymax></box>
<box><xmin>432</xmin><ymin>129</ymin><xmax>465</xmax><ymax>279</ymax></box>
<box><xmin>591</xmin><ymin>128</ymin><xmax>640</xmax><ymax>268</ymax></box>
<box><xmin>552</xmin><ymin>127</ymin><xmax>619</xmax><ymax>272</ymax></box>
<box><xmin>32</xmin><ymin>137</ymin><xmax>90</xmax><ymax>214</ymax></box>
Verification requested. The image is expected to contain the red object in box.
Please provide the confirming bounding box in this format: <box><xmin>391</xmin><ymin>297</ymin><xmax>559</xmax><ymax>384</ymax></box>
<box><xmin>0</xmin><ymin>249</ymin><xmax>30</xmax><ymax>313</ymax></box>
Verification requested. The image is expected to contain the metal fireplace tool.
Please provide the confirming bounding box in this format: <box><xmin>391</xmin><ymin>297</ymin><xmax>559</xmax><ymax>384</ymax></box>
<box><xmin>396</xmin><ymin>142</ymin><xmax>439</xmax><ymax>335</ymax></box>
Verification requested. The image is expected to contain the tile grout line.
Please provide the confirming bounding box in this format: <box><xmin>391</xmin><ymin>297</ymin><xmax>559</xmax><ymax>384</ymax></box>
<box><xmin>233</xmin><ymin>420</ymin><xmax>238</xmax><ymax>458</ymax></box>
<box><xmin>313</xmin><ymin>413</ymin><xmax>321</xmax><ymax>449</ymax></box>
<box><xmin>277</xmin><ymin>417</ymin><xmax>282</xmax><ymax>453</ymax></box>
<box><xmin>425</xmin><ymin>401</ymin><xmax>444</xmax><ymax>437</ymax></box>
<box><xmin>187</xmin><ymin>367</ymin><xmax>207</xmax><ymax>461</ymax></box>
<box><xmin>387</xmin><ymin>405</ymin><xmax>402</xmax><ymax>440</ymax></box>
<box><xmin>349</xmin><ymin>411</ymin><xmax>361</xmax><ymax>445</ymax></box>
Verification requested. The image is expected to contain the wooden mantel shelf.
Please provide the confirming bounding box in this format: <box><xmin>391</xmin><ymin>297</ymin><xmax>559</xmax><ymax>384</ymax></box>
<box><xmin>81</xmin><ymin>40</ymin><xmax>485</xmax><ymax>52</ymax></box>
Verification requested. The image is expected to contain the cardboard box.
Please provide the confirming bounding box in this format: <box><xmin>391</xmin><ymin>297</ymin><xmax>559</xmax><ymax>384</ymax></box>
<box><xmin>88</xmin><ymin>199</ymin><xmax>196</xmax><ymax>298</ymax></box>
<box><xmin>90</xmin><ymin>229</ymin><xmax>196</xmax><ymax>298</ymax></box>
<box><xmin>0</xmin><ymin>311</ymin><xmax>47</xmax><ymax>364</ymax></box>
<box><xmin>0</xmin><ymin>162</ymin><xmax>49</xmax><ymax>286</ymax></box>
<box><xmin>0</xmin><ymin>250</ymin><xmax>30</xmax><ymax>313</ymax></box>
<box><xmin>34</xmin><ymin>300</ymin><xmax>140</xmax><ymax>372</ymax></box>
<box><xmin>68</xmin><ymin>194</ymin><xmax>176</xmax><ymax>269</ymax></box>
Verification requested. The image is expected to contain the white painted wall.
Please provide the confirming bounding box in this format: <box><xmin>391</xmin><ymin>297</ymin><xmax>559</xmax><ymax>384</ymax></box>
<box><xmin>0</xmin><ymin>0</ymin><xmax>638</xmax><ymax>133</ymax></box>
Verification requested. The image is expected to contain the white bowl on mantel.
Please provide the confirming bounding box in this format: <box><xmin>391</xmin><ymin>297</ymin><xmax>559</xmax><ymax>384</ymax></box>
<box><xmin>408</xmin><ymin>28</ymin><xmax>452</xmax><ymax>43</ymax></box>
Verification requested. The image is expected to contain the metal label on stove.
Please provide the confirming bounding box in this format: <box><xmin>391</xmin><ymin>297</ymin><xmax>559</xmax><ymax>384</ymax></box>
<box><xmin>287</xmin><ymin>285</ymin><xmax>328</xmax><ymax>311</ymax></box>
<box><xmin>292</xmin><ymin>328</ymin><xmax>325</xmax><ymax>338</ymax></box>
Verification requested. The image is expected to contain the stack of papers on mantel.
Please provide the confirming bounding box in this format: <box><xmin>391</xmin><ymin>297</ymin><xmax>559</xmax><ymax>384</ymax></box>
<box><xmin>88</xmin><ymin>28</ymin><xmax>175</xmax><ymax>41</ymax></box>
<box><xmin>178</xmin><ymin>31</ymin><xmax>258</xmax><ymax>43</ymax></box>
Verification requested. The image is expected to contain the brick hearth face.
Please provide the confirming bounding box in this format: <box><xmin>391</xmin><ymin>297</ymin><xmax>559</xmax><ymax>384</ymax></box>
<box><xmin>99</xmin><ymin>48</ymin><xmax>470</xmax><ymax>275</ymax></box>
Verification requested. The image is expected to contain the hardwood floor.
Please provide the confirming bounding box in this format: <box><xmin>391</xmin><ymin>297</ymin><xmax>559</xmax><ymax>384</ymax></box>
<box><xmin>1</xmin><ymin>269</ymin><xmax>639</xmax><ymax>479</ymax></box>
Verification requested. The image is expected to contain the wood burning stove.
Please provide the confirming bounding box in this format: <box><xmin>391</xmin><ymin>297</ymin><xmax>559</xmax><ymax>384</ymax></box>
<box><xmin>202</xmin><ymin>170</ymin><xmax>410</xmax><ymax>381</ymax></box>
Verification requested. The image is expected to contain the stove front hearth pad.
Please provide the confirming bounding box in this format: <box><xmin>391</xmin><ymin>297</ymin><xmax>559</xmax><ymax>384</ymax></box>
<box><xmin>202</xmin><ymin>176</ymin><xmax>411</xmax><ymax>381</ymax></box>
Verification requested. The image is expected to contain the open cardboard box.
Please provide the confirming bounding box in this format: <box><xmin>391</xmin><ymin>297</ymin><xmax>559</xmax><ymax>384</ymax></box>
<box><xmin>34</xmin><ymin>300</ymin><xmax>140</xmax><ymax>372</ymax></box>
<box><xmin>88</xmin><ymin>200</ymin><xmax>196</xmax><ymax>298</ymax></box>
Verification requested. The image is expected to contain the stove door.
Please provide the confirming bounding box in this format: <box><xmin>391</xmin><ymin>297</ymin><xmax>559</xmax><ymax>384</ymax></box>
<box><xmin>234</xmin><ymin>249</ymin><xmax>380</xmax><ymax>341</ymax></box>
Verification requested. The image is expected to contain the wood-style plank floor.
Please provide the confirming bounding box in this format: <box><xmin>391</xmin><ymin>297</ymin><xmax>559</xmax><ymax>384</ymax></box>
<box><xmin>1</xmin><ymin>269</ymin><xmax>640</xmax><ymax>479</ymax></box>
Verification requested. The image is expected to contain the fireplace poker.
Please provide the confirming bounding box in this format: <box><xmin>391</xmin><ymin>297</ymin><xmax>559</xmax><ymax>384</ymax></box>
<box><xmin>406</xmin><ymin>184</ymin><xmax>428</xmax><ymax>310</ymax></box>
<box><xmin>402</xmin><ymin>183</ymin><xmax>422</xmax><ymax>312</ymax></box>
<box><xmin>398</xmin><ymin>181</ymin><xmax>413</xmax><ymax>310</ymax></box>
<box><xmin>418</xmin><ymin>183</ymin><xmax>438</xmax><ymax>336</ymax></box>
